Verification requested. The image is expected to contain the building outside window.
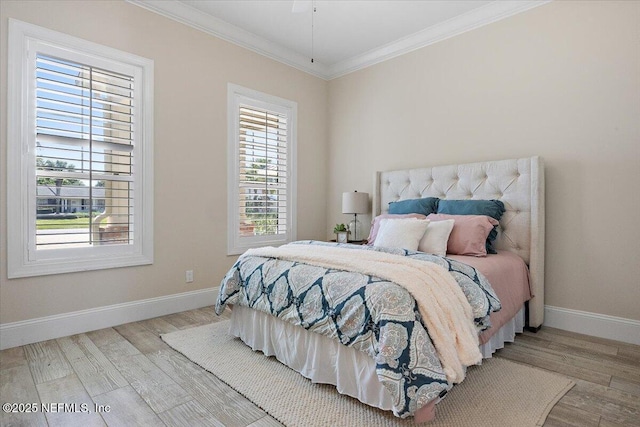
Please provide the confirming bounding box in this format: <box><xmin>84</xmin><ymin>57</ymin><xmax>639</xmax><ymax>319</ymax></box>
<box><xmin>227</xmin><ymin>84</ymin><xmax>297</xmax><ymax>255</ymax></box>
<box><xmin>7</xmin><ymin>19</ymin><xmax>154</xmax><ymax>277</ymax></box>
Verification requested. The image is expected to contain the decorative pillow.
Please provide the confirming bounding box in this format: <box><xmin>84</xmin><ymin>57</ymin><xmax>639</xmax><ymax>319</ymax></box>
<box><xmin>427</xmin><ymin>214</ymin><xmax>499</xmax><ymax>257</ymax></box>
<box><xmin>373</xmin><ymin>218</ymin><xmax>430</xmax><ymax>251</ymax></box>
<box><xmin>436</xmin><ymin>199</ymin><xmax>505</xmax><ymax>218</ymax></box>
<box><xmin>418</xmin><ymin>219</ymin><xmax>455</xmax><ymax>257</ymax></box>
<box><xmin>436</xmin><ymin>199</ymin><xmax>505</xmax><ymax>253</ymax></box>
<box><xmin>388</xmin><ymin>197</ymin><xmax>439</xmax><ymax>216</ymax></box>
<box><xmin>366</xmin><ymin>213</ymin><xmax>427</xmax><ymax>245</ymax></box>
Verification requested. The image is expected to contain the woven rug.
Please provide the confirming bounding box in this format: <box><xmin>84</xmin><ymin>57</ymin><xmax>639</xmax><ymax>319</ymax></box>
<box><xmin>162</xmin><ymin>321</ymin><xmax>574</xmax><ymax>427</ymax></box>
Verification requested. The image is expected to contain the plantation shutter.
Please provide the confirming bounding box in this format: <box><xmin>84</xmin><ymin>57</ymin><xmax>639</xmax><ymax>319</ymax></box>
<box><xmin>35</xmin><ymin>53</ymin><xmax>134</xmax><ymax>249</ymax></box>
<box><xmin>237</xmin><ymin>105</ymin><xmax>288</xmax><ymax>237</ymax></box>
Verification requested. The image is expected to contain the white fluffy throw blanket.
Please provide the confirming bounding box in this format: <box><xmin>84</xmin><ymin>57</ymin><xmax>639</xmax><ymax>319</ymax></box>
<box><xmin>244</xmin><ymin>244</ymin><xmax>482</xmax><ymax>383</ymax></box>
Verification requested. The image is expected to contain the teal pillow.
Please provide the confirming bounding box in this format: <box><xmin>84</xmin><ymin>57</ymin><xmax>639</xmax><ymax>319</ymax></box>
<box><xmin>436</xmin><ymin>199</ymin><xmax>505</xmax><ymax>254</ymax></box>
<box><xmin>388</xmin><ymin>197</ymin><xmax>439</xmax><ymax>216</ymax></box>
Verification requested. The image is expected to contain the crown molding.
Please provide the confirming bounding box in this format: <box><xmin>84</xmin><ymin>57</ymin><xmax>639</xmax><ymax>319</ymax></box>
<box><xmin>328</xmin><ymin>1</ymin><xmax>551</xmax><ymax>79</ymax></box>
<box><xmin>127</xmin><ymin>0</ymin><xmax>332</xmax><ymax>79</ymax></box>
<box><xmin>128</xmin><ymin>0</ymin><xmax>550</xmax><ymax>81</ymax></box>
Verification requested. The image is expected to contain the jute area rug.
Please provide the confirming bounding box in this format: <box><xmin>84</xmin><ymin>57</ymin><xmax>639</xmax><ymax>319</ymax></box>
<box><xmin>162</xmin><ymin>321</ymin><xmax>574</xmax><ymax>427</ymax></box>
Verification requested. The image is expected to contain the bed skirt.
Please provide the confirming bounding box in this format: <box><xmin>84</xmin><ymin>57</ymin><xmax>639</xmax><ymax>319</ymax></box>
<box><xmin>229</xmin><ymin>305</ymin><xmax>524</xmax><ymax>416</ymax></box>
<box><xmin>480</xmin><ymin>306</ymin><xmax>525</xmax><ymax>358</ymax></box>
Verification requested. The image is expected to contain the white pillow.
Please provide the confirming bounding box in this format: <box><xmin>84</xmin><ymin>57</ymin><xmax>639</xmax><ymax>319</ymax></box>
<box><xmin>418</xmin><ymin>219</ymin><xmax>455</xmax><ymax>257</ymax></box>
<box><xmin>373</xmin><ymin>218</ymin><xmax>430</xmax><ymax>251</ymax></box>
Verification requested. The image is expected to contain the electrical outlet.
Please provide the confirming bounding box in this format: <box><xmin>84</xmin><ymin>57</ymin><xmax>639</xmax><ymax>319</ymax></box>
<box><xmin>185</xmin><ymin>270</ymin><xmax>194</xmax><ymax>283</ymax></box>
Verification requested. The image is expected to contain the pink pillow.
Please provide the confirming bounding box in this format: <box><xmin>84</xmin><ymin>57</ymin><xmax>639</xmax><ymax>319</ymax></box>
<box><xmin>366</xmin><ymin>213</ymin><xmax>427</xmax><ymax>245</ymax></box>
<box><xmin>427</xmin><ymin>213</ymin><xmax>499</xmax><ymax>257</ymax></box>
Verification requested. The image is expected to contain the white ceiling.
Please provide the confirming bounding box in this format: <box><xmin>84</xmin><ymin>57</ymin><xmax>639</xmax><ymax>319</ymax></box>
<box><xmin>129</xmin><ymin>0</ymin><xmax>549</xmax><ymax>80</ymax></box>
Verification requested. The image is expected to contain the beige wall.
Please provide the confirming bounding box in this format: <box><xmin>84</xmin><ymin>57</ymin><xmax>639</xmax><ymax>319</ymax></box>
<box><xmin>0</xmin><ymin>1</ymin><xmax>328</xmax><ymax>323</ymax></box>
<box><xmin>328</xmin><ymin>1</ymin><xmax>640</xmax><ymax>320</ymax></box>
<box><xmin>1</xmin><ymin>0</ymin><xmax>638</xmax><ymax>326</ymax></box>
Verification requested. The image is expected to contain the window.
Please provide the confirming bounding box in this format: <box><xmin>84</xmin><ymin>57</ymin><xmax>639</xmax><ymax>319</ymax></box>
<box><xmin>7</xmin><ymin>19</ymin><xmax>154</xmax><ymax>278</ymax></box>
<box><xmin>227</xmin><ymin>84</ymin><xmax>297</xmax><ymax>255</ymax></box>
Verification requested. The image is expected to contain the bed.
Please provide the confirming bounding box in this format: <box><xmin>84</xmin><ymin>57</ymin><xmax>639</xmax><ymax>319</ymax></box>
<box><xmin>216</xmin><ymin>156</ymin><xmax>545</xmax><ymax>422</ymax></box>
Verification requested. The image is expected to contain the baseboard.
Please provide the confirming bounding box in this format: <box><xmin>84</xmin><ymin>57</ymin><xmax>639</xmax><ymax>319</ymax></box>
<box><xmin>544</xmin><ymin>305</ymin><xmax>640</xmax><ymax>346</ymax></box>
<box><xmin>0</xmin><ymin>288</ymin><xmax>218</xmax><ymax>350</ymax></box>
<box><xmin>4</xmin><ymin>297</ymin><xmax>636</xmax><ymax>350</ymax></box>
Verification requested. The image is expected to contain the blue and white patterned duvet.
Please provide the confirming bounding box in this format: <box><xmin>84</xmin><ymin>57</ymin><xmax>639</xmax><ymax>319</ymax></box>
<box><xmin>215</xmin><ymin>241</ymin><xmax>501</xmax><ymax>418</ymax></box>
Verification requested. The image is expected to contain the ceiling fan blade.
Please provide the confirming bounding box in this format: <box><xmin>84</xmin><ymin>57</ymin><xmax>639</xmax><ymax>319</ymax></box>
<box><xmin>291</xmin><ymin>0</ymin><xmax>311</xmax><ymax>14</ymax></box>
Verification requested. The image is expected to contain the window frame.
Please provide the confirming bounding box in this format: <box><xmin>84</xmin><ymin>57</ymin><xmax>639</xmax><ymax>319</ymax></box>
<box><xmin>7</xmin><ymin>19</ymin><xmax>154</xmax><ymax>278</ymax></box>
<box><xmin>227</xmin><ymin>84</ymin><xmax>297</xmax><ymax>255</ymax></box>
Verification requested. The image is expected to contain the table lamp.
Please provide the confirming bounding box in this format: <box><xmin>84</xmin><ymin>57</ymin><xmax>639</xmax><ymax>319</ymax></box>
<box><xmin>342</xmin><ymin>191</ymin><xmax>369</xmax><ymax>242</ymax></box>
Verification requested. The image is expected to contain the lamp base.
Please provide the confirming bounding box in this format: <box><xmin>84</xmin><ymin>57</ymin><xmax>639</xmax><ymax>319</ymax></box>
<box><xmin>348</xmin><ymin>217</ymin><xmax>362</xmax><ymax>242</ymax></box>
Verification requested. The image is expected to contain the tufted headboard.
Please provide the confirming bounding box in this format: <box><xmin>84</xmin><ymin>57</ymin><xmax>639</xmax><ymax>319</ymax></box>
<box><xmin>373</xmin><ymin>157</ymin><xmax>545</xmax><ymax>328</ymax></box>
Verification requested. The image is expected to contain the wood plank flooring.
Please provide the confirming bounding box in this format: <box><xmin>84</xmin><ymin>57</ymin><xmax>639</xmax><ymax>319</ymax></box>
<box><xmin>1</xmin><ymin>307</ymin><xmax>638</xmax><ymax>426</ymax></box>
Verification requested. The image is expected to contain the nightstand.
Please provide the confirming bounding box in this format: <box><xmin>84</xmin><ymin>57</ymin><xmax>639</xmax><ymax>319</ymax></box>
<box><xmin>330</xmin><ymin>239</ymin><xmax>367</xmax><ymax>245</ymax></box>
<box><xmin>347</xmin><ymin>240</ymin><xmax>367</xmax><ymax>245</ymax></box>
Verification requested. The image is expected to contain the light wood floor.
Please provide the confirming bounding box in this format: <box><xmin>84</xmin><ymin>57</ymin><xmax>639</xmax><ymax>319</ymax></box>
<box><xmin>1</xmin><ymin>307</ymin><xmax>638</xmax><ymax>427</ymax></box>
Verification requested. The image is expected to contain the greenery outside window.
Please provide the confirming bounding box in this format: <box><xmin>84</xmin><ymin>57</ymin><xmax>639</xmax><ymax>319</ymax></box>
<box><xmin>7</xmin><ymin>19</ymin><xmax>154</xmax><ymax>278</ymax></box>
<box><xmin>227</xmin><ymin>84</ymin><xmax>297</xmax><ymax>255</ymax></box>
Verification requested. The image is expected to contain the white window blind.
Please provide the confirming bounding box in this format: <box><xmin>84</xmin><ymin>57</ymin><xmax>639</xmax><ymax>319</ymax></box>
<box><xmin>228</xmin><ymin>84</ymin><xmax>297</xmax><ymax>255</ymax></box>
<box><xmin>238</xmin><ymin>106</ymin><xmax>288</xmax><ymax>237</ymax></box>
<box><xmin>7</xmin><ymin>19</ymin><xmax>154</xmax><ymax>278</ymax></box>
<box><xmin>36</xmin><ymin>54</ymin><xmax>134</xmax><ymax>249</ymax></box>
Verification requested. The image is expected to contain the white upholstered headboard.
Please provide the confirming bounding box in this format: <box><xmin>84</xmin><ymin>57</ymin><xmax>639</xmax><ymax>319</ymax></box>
<box><xmin>373</xmin><ymin>157</ymin><xmax>545</xmax><ymax>328</ymax></box>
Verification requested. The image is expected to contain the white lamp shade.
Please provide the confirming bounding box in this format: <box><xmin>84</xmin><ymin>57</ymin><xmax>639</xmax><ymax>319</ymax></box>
<box><xmin>342</xmin><ymin>191</ymin><xmax>369</xmax><ymax>214</ymax></box>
